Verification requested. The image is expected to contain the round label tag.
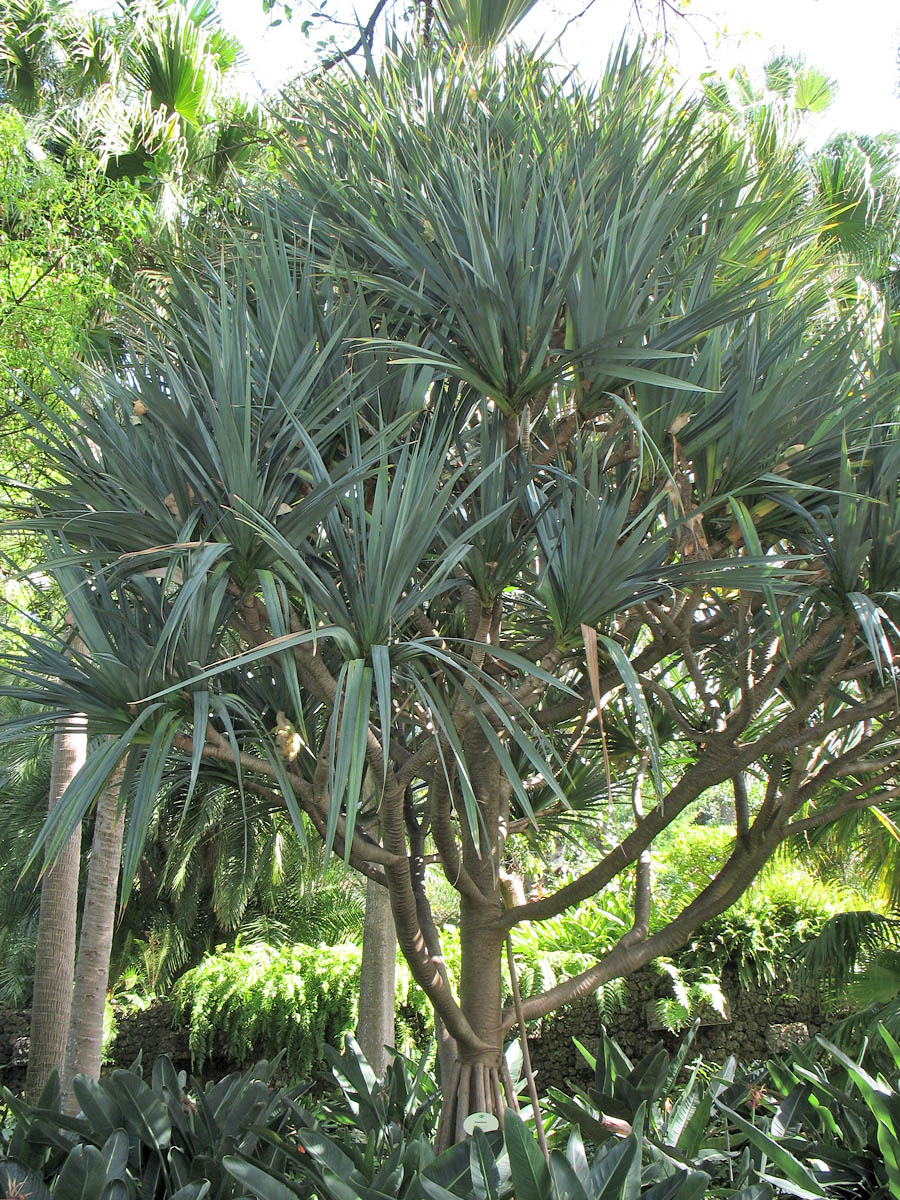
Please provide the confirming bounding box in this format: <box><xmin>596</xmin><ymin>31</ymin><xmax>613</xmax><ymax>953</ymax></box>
<box><xmin>463</xmin><ymin>1111</ymin><xmax>500</xmax><ymax>1135</ymax></box>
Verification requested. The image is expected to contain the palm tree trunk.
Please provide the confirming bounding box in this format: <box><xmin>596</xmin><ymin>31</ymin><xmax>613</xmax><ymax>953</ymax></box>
<box><xmin>26</xmin><ymin>713</ymin><xmax>86</xmax><ymax>1100</ymax></box>
<box><xmin>62</xmin><ymin>761</ymin><xmax>126</xmax><ymax>1110</ymax></box>
<box><xmin>356</xmin><ymin>876</ymin><xmax>396</xmax><ymax>1076</ymax></box>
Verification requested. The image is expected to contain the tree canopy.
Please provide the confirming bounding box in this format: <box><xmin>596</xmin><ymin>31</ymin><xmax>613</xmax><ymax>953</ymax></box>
<box><xmin>3</xmin><ymin>37</ymin><xmax>900</xmax><ymax>1141</ymax></box>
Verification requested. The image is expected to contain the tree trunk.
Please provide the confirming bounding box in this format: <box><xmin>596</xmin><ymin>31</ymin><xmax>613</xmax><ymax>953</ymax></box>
<box><xmin>356</xmin><ymin>876</ymin><xmax>397</xmax><ymax>1077</ymax></box>
<box><xmin>62</xmin><ymin>762</ymin><xmax>126</xmax><ymax>1111</ymax></box>
<box><xmin>407</xmin><ymin>808</ymin><xmax>457</xmax><ymax>1081</ymax></box>
<box><xmin>26</xmin><ymin>713</ymin><xmax>86</xmax><ymax>1100</ymax></box>
<box><xmin>434</xmin><ymin>896</ymin><xmax>512</xmax><ymax>1152</ymax></box>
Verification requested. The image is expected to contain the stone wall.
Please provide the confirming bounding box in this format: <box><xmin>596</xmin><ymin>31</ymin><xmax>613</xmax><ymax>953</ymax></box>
<box><xmin>0</xmin><ymin>1008</ymin><xmax>29</xmax><ymax>1095</ymax></box>
<box><xmin>528</xmin><ymin>967</ymin><xmax>831</xmax><ymax>1093</ymax></box>
<box><xmin>1</xmin><ymin>972</ymin><xmax>829</xmax><ymax>1097</ymax></box>
<box><xmin>0</xmin><ymin>1005</ymin><xmax>193</xmax><ymax>1097</ymax></box>
<box><xmin>106</xmin><ymin>1002</ymin><xmax>192</xmax><ymax>1075</ymax></box>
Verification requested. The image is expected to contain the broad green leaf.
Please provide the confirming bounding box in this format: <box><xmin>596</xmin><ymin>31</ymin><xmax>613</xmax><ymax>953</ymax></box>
<box><xmin>99</xmin><ymin>1129</ymin><xmax>130</xmax><ymax>1182</ymax></box>
<box><xmin>641</xmin><ymin>1171</ymin><xmax>710</xmax><ymax>1200</ymax></box>
<box><xmin>223</xmin><ymin>1157</ymin><xmax>302</xmax><ymax>1199</ymax></box>
<box><xmin>105</xmin><ymin>1071</ymin><xmax>172</xmax><ymax>1154</ymax></box>
<box><xmin>587</xmin><ymin>1133</ymin><xmax>641</xmax><ymax>1198</ymax></box>
<box><xmin>470</xmin><ymin>1128</ymin><xmax>502</xmax><ymax>1200</ymax></box>
<box><xmin>54</xmin><ymin>1144</ymin><xmax>110</xmax><ymax>1200</ymax></box>
<box><xmin>71</xmin><ymin>1076</ymin><xmax>122</xmax><ymax>1139</ymax></box>
<box><xmin>550</xmin><ymin>1150</ymin><xmax>589</xmax><ymax>1200</ymax></box>
<box><xmin>504</xmin><ymin>1110</ymin><xmax>551</xmax><ymax>1200</ymax></box>
<box><xmin>715</xmin><ymin>1103</ymin><xmax>826</xmax><ymax>1197</ymax></box>
<box><xmin>0</xmin><ymin>1164</ymin><xmax>51</xmax><ymax>1200</ymax></box>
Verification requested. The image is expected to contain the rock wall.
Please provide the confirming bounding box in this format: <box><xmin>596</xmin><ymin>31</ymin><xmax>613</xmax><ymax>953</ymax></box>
<box><xmin>527</xmin><ymin>967</ymin><xmax>831</xmax><ymax>1093</ymax></box>
<box><xmin>0</xmin><ymin>1005</ymin><xmax>193</xmax><ymax>1097</ymax></box>
<box><xmin>1</xmin><ymin>972</ymin><xmax>829</xmax><ymax>1097</ymax></box>
<box><xmin>0</xmin><ymin>1008</ymin><xmax>30</xmax><ymax>1095</ymax></box>
<box><xmin>106</xmin><ymin>1002</ymin><xmax>192</xmax><ymax>1075</ymax></box>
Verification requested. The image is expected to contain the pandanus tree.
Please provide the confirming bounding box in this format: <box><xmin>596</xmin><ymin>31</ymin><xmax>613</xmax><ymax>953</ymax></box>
<box><xmin>4</xmin><ymin>42</ymin><xmax>900</xmax><ymax>1144</ymax></box>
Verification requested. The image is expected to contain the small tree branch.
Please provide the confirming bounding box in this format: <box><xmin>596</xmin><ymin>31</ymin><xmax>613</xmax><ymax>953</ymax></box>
<box><xmin>533</xmin><ymin>639</ymin><xmax>672</xmax><ymax>729</ymax></box>
<box><xmin>499</xmin><ymin>753</ymin><xmax>726</xmax><ymax>931</ymax></box>
<box><xmin>620</xmin><ymin>750</ymin><xmax>651</xmax><ymax>948</ymax></box>
<box><xmin>726</xmin><ymin>616</ymin><xmax>845</xmax><ymax>737</ymax></box>
<box><xmin>639</xmin><ymin>674</ymin><xmax>706</xmax><ymax>740</ymax></box>
<box><xmin>313</xmin><ymin>0</ymin><xmax>391</xmax><ymax>73</ymax></box>
<box><xmin>171</xmin><ymin>733</ymin><xmax>402</xmax><ymax>870</ymax></box>
<box><xmin>378</xmin><ymin>768</ymin><xmax>491</xmax><ymax>1052</ymax></box>
<box><xmin>0</xmin><ymin>255</ymin><xmax>66</xmax><ymax>328</ymax></box>
<box><xmin>243</xmin><ymin>779</ymin><xmax>389</xmax><ymax>887</ymax></box>
<box><xmin>733</xmin><ymin>773</ymin><xmax>750</xmax><ymax>842</ymax></box>
<box><xmin>787</xmin><ymin>787</ymin><xmax>900</xmax><ymax>835</ymax></box>
<box><xmin>769</xmin><ymin>691</ymin><xmax>895</xmax><ymax>754</ymax></box>
<box><xmin>428</xmin><ymin>769</ymin><xmax>482</xmax><ymax>903</ymax></box>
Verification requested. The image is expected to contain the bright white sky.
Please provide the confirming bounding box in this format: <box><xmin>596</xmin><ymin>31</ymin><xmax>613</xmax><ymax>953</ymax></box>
<box><xmin>215</xmin><ymin>0</ymin><xmax>900</xmax><ymax>141</ymax></box>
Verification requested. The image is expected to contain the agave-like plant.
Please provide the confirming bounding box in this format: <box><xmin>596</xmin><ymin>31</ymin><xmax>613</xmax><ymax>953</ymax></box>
<box><xmin>3</xmin><ymin>38</ymin><xmax>900</xmax><ymax>1146</ymax></box>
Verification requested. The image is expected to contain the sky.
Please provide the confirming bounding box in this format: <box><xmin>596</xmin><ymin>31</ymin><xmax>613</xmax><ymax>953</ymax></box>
<box><xmin>213</xmin><ymin>0</ymin><xmax>900</xmax><ymax>142</ymax></box>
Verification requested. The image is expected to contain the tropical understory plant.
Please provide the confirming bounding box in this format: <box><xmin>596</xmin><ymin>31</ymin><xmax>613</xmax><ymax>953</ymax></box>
<box><xmin>7</xmin><ymin>1029</ymin><xmax>900</xmax><ymax>1198</ymax></box>
<box><xmin>3</xmin><ymin>37</ymin><xmax>900</xmax><ymax>1148</ymax></box>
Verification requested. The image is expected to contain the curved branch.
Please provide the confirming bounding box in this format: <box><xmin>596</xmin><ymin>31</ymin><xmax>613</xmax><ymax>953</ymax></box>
<box><xmin>502</xmin><ymin>822</ymin><xmax>779</xmax><ymax>1029</ymax></box>
<box><xmin>428</xmin><ymin>770</ymin><xmax>482</xmax><ymax>903</ymax></box>
<box><xmin>499</xmin><ymin>754</ymin><xmax>725</xmax><ymax>931</ymax></box>
<box><xmin>314</xmin><ymin>0</ymin><xmax>391</xmax><ymax>73</ymax></box>
<box><xmin>243</xmin><ymin>779</ymin><xmax>389</xmax><ymax>887</ymax></box>
<box><xmin>172</xmin><ymin>734</ymin><xmax>402</xmax><ymax>870</ymax></box>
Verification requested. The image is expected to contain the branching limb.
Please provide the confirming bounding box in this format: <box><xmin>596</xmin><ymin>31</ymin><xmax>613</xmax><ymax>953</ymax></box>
<box><xmin>733</xmin><ymin>772</ymin><xmax>750</xmax><ymax>842</ymax></box>
<box><xmin>769</xmin><ymin>690</ymin><xmax>896</xmax><ymax>755</ymax></box>
<box><xmin>726</xmin><ymin>617</ymin><xmax>844</xmax><ymax>737</ymax></box>
<box><xmin>502</xmin><ymin>819</ymin><xmax>780</xmax><ymax>1029</ymax></box>
<box><xmin>243</xmin><ymin>779</ymin><xmax>388</xmax><ymax>887</ymax></box>
<box><xmin>428</xmin><ymin>769</ymin><xmax>482</xmax><ymax>903</ymax></box>
<box><xmin>506</xmin><ymin>647</ymin><xmax>567</xmax><ymax>711</ymax></box>
<box><xmin>533</xmin><ymin>639</ymin><xmax>673</xmax><ymax>729</ymax></box>
<box><xmin>379</xmin><ymin>769</ymin><xmax>491</xmax><ymax>1052</ymax></box>
<box><xmin>407</xmin><ymin>798</ymin><xmax>457</xmax><ymax>1075</ymax></box>
<box><xmin>499</xmin><ymin>753</ymin><xmax>729</xmax><ymax>931</ymax></box>
<box><xmin>313</xmin><ymin>0</ymin><xmax>391</xmax><ymax>73</ymax></box>
<box><xmin>172</xmin><ymin>734</ymin><xmax>400</xmax><ymax>875</ymax></box>
<box><xmin>639</xmin><ymin>675</ymin><xmax>706</xmax><ymax>740</ymax></box>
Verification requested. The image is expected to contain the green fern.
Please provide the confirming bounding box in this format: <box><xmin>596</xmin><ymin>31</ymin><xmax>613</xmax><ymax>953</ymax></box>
<box><xmin>173</xmin><ymin>940</ymin><xmax>431</xmax><ymax>1078</ymax></box>
<box><xmin>792</xmin><ymin>910</ymin><xmax>900</xmax><ymax>1001</ymax></box>
<box><xmin>652</xmin><ymin>960</ymin><xmax>729</xmax><ymax>1033</ymax></box>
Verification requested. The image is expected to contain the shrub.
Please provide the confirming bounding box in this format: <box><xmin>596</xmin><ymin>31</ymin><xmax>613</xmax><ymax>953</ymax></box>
<box><xmin>174</xmin><ymin>941</ymin><xmax>432</xmax><ymax>1077</ymax></box>
<box><xmin>0</xmin><ymin>1055</ymin><xmax>304</xmax><ymax>1200</ymax></box>
<box><xmin>679</xmin><ymin>863</ymin><xmax>859</xmax><ymax>990</ymax></box>
<box><xmin>550</xmin><ymin>1023</ymin><xmax>900</xmax><ymax>1198</ymax></box>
